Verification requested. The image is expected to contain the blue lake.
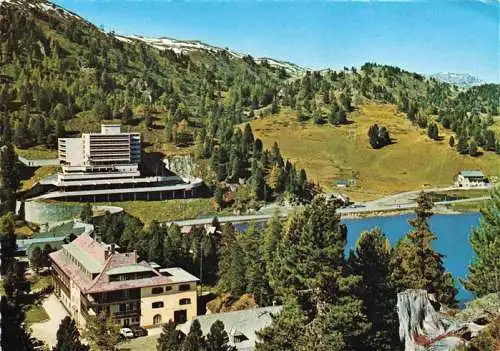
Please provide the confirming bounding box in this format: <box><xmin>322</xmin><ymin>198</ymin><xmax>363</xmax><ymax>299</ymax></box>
<box><xmin>235</xmin><ymin>213</ymin><xmax>481</xmax><ymax>302</ymax></box>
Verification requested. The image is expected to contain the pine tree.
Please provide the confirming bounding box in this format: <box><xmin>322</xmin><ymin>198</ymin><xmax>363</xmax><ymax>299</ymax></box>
<box><xmin>29</xmin><ymin>246</ymin><xmax>44</xmax><ymax>273</ymax></box>
<box><xmin>266</xmin><ymin>196</ymin><xmax>370</xmax><ymax>350</ymax></box>
<box><xmin>80</xmin><ymin>203</ymin><xmax>93</xmax><ymax>223</ymax></box>
<box><xmin>261</xmin><ymin>211</ymin><xmax>282</xmax><ymax>268</ymax></box>
<box><xmin>214</xmin><ymin>186</ymin><xmax>224</xmax><ymax>210</ymax></box>
<box><xmin>256</xmin><ymin>298</ymin><xmax>308</xmax><ymax>351</ymax></box>
<box><xmin>157</xmin><ymin>320</ymin><xmax>184</xmax><ymax>351</ymax></box>
<box><xmin>93</xmin><ymin>100</ymin><xmax>111</xmax><ymax>120</ymax></box>
<box><xmin>457</xmin><ymin>135</ymin><xmax>469</xmax><ymax>154</ymax></box>
<box><xmin>145</xmin><ymin>113</ymin><xmax>154</xmax><ymax>128</ymax></box>
<box><xmin>240</xmin><ymin>224</ymin><xmax>273</xmax><ymax>306</ymax></box>
<box><xmin>0</xmin><ymin>298</ymin><xmax>33</xmax><ymax>350</ymax></box>
<box><xmin>54</xmin><ymin>316</ymin><xmax>89</xmax><ymax>351</ymax></box>
<box><xmin>391</xmin><ymin>192</ymin><xmax>457</xmax><ymax>306</ymax></box>
<box><xmin>252</xmin><ymin>167</ymin><xmax>267</xmax><ymax>201</ymax></box>
<box><xmin>463</xmin><ymin>186</ymin><xmax>500</xmax><ymax>296</ymax></box>
<box><xmin>122</xmin><ymin>105</ymin><xmax>133</xmax><ymax>125</ymax></box>
<box><xmin>350</xmin><ymin>229</ymin><xmax>402</xmax><ymax>351</ymax></box>
<box><xmin>0</xmin><ymin>142</ymin><xmax>20</xmax><ymax>191</ymax></box>
<box><xmin>378</xmin><ymin>126</ymin><xmax>391</xmax><ymax>146</ymax></box>
<box><xmin>483</xmin><ymin>130</ymin><xmax>496</xmax><ymax>151</ymax></box>
<box><xmin>449</xmin><ymin>135</ymin><xmax>455</xmax><ymax>148</ymax></box>
<box><xmin>469</xmin><ymin>140</ymin><xmax>479</xmax><ymax>157</ymax></box>
<box><xmin>427</xmin><ymin>122</ymin><xmax>439</xmax><ymax>140</ymax></box>
<box><xmin>83</xmin><ymin>311</ymin><xmax>120</xmax><ymax>351</ymax></box>
<box><xmin>0</xmin><ymin>212</ymin><xmax>17</xmax><ymax>274</ymax></box>
<box><xmin>217</xmin><ymin>224</ymin><xmax>246</xmax><ymax>296</ymax></box>
<box><xmin>148</xmin><ymin>221</ymin><xmax>165</xmax><ymax>265</ymax></box>
<box><xmin>271</xmin><ymin>98</ymin><xmax>279</xmax><ymax>114</ymax></box>
<box><xmin>182</xmin><ymin>319</ymin><xmax>205</xmax><ymax>351</ymax></box>
<box><xmin>206</xmin><ymin>320</ymin><xmax>235</xmax><ymax>351</ymax></box>
<box><xmin>368</xmin><ymin>124</ymin><xmax>380</xmax><ymax>149</ymax></box>
<box><xmin>165</xmin><ymin>118</ymin><xmax>174</xmax><ymax>142</ymax></box>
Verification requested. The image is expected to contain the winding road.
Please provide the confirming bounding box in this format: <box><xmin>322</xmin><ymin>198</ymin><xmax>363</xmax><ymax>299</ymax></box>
<box><xmin>165</xmin><ymin>186</ymin><xmax>493</xmax><ymax>227</ymax></box>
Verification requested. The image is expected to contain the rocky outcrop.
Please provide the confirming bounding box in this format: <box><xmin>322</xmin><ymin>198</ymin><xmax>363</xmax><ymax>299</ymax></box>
<box><xmin>397</xmin><ymin>289</ymin><xmax>499</xmax><ymax>351</ymax></box>
<box><xmin>163</xmin><ymin>155</ymin><xmax>197</xmax><ymax>182</ymax></box>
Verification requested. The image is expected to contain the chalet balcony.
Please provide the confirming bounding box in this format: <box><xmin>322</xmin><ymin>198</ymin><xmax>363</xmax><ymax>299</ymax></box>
<box><xmin>113</xmin><ymin>309</ymin><xmax>141</xmax><ymax>318</ymax></box>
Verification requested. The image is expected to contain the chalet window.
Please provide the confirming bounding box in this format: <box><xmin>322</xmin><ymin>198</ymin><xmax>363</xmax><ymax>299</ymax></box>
<box><xmin>179</xmin><ymin>284</ymin><xmax>190</xmax><ymax>291</ymax></box>
<box><xmin>152</xmin><ymin>302</ymin><xmax>164</xmax><ymax>309</ymax></box>
<box><xmin>152</xmin><ymin>287</ymin><xmax>164</xmax><ymax>294</ymax></box>
<box><xmin>165</xmin><ymin>286</ymin><xmax>172</xmax><ymax>291</ymax></box>
<box><xmin>179</xmin><ymin>298</ymin><xmax>191</xmax><ymax>305</ymax></box>
<box><xmin>119</xmin><ymin>304</ymin><xmax>126</xmax><ymax>312</ymax></box>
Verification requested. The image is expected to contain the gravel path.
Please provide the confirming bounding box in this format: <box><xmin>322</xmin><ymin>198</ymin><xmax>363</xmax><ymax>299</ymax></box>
<box><xmin>31</xmin><ymin>294</ymin><xmax>68</xmax><ymax>348</ymax></box>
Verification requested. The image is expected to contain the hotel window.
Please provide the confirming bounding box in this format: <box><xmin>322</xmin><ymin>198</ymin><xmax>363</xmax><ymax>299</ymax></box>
<box><xmin>179</xmin><ymin>298</ymin><xmax>191</xmax><ymax>305</ymax></box>
<box><xmin>152</xmin><ymin>287</ymin><xmax>164</xmax><ymax>294</ymax></box>
<box><xmin>179</xmin><ymin>284</ymin><xmax>190</xmax><ymax>291</ymax></box>
<box><xmin>152</xmin><ymin>302</ymin><xmax>164</xmax><ymax>309</ymax></box>
<box><xmin>165</xmin><ymin>286</ymin><xmax>172</xmax><ymax>291</ymax></box>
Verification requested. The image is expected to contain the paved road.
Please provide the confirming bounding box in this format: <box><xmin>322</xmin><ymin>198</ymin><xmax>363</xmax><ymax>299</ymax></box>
<box><xmin>165</xmin><ymin>186</ymin><xmax>492</xmax><ymax>227</ymax></box>
<box><xmin>18</xmin><ymin>156</ymin><xmax>59</xmax><ymax>167</ymax></box>
<box><xmin>31</xmin><ymin>294</ymin><xmax>68</xmax><ymax>348</ymax></box>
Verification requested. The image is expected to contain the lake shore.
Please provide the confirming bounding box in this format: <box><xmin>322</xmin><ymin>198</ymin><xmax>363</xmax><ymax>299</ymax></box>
<box><xmin>340</xmin><ymin>206</ymin><xmax>477</xmax><ymax>220</ymax></box>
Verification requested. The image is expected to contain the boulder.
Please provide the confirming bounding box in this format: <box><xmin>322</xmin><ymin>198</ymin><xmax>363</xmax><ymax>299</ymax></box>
<box><xmin>397</xmin><ymin>289</ymin><xmax>499</xmax><ymax>351</ymax></box>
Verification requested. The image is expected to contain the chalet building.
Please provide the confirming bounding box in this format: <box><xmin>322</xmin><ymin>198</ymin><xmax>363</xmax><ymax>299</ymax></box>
<box><xmin>49</xmin><ymin>234</ymin><xmax>198</xmax><ymax>329</ymax></box>
<box><xmin>179</xmin><ymin>306</ymin><xmax>283</xmax><ymax>350</ymax></box>
<box><xmin>29</xmin><ymin>124</ymin><xmax>203</xmax><ymax>202</ymax></box>
<box><xmin>455</xmin><ymin>170</ymin><xmax>489</xmax><ymax>188</ymax></box>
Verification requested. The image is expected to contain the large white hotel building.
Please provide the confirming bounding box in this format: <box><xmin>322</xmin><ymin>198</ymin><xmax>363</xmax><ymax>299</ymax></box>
<box><xmin>32</xmin><ymin>124</ymin><xmax>203</xmax><ymax>202</ymax></box>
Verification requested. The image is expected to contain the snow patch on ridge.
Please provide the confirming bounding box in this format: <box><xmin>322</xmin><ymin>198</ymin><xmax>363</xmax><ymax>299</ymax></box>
<box><xmin>115</xmin><ymin>34</ymin><xmax>304</xmax><ymax>75</ymax></box>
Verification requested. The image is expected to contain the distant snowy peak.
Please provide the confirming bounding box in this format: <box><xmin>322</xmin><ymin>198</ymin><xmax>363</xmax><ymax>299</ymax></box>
<box><xmin>115</xmin><ymin>34</ymin><xmax>304</xmax><ymax>75</ymax></box>
<box><xmin>431</xmin><ymin>72</ymin><xmax>485</xmax><ymax>88</ymax></box>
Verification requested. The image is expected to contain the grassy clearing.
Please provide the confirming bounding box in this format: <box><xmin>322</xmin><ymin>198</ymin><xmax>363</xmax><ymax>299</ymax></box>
<box><xmin>16</xmin><ymin>146</ymin><xmax>58</xmax><ymax>160</ymax></box>
<box><xmin>448</xmin><ymin>200</ymin><xmax>490</xmax><ymax>213</ymax></box>
<box><xmin>25</xmin><ymin>304</ymin><xmax>50</xmax><ymax>324</ymax></box>
<box><xmin>30</xmin><ymin>275</ymin><xmax>53</xmax><ymax>292</ymax></box>
<box><xmin>20</xmin><ymin>165</ymin><xmax>59</xmax><ymax>192</ymax></box>
<box><xmin>105</xmin><ymin>198</ymin><xmax>222</xmax><ymax>225</ymax></box>
<box><xmin>15</xmin><ymin>224</ymin><xmax>36</xmax><ymax>238</ymax></box>
<box><xmin>250</xmin><ymin>103</ymin><xmax>500</xmax><ymax>201</ymax></box>
<box><xmin>437</xmin><ymin>189</ymin><xmax>491</xmax><ymax>197</ymax></box>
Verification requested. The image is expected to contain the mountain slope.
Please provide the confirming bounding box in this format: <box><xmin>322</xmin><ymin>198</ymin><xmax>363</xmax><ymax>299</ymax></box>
<box><xmin>115</xmin><ymin>34</ymin><xmax>305</xmax><ymax>76</ymax></box>
<box><xmin>249</xmin><ymin>103</ymin><xmax>500</xmax><ymax>200</ymax></box>
<box><xmin>0</xmin><ymin>0</ymin><xmax>289</xmax><ymax>150</ymax></box>
<box><xmin>1</xmin><ymin>0</ymin><xmax>498</xmax><ymax>200</ymax></box>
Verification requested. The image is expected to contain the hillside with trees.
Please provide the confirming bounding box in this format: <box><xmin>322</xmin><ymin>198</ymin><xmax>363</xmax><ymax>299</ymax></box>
<box><xmin>1</xmin><ymin>0</ymin><xmax>498</xmax><ymax>204</ymax></box>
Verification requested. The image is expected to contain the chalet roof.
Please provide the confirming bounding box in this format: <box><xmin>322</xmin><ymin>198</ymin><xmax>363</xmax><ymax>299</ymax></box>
<box><xmin>178</xmin><ymin>306</ymin><xmax>282</xmax><ymax>350</ymax></box>
<box><xmin>63</xmin><ymin>234</ymin><xmax>107</xmax><ymax>273</ymax></box>
<box><xmin>459</xmin><ymin>170</ymin><xmax>486</xmax><ymax>178</ymax></box>
<box><xmin>106</xmin><ymin>263</ymin><xmax>153</xmax><ymax>276</ymax></box>
<box><xmin>159</xmin><ymin>267</ymin><xmax>200</xmax><ymax>283</ymax></box>
<box><xmin>49</xmin><ymin>233</ymin><xmax>198</xmax><ymax>294</ymax></box>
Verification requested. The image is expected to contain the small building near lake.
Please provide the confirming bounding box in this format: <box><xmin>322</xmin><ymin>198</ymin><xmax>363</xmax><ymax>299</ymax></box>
<box><xmin>455</xmin><ymin>170</ymin><xmax>489</xmax><ymax>188</ymax></box>
<box><xmin>336</xmin><ymin>180</ymin><xmax>349</xmax><ymax>188</ymax></box>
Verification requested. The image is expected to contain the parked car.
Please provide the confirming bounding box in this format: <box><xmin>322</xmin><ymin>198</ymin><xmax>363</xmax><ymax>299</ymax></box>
<box><xmin>120</xmin><ymin>327</ymin><xmax>134</xmax><ymax>339</ymax></box>
<box><xmin>131</xmin><ymin>326</ymin><xmax>148</xmax><ymax>337</ymax></box>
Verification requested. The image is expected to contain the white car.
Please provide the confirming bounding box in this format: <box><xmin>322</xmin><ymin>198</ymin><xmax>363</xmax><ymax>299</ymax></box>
<box><xmin>120</xmin><ymin>327</ymin><xmax>134</xmax><ymax>339</ymax></box>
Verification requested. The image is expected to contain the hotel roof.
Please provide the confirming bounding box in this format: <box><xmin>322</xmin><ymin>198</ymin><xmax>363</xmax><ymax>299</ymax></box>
<box><xmin>159</xmin><ymin>268</ymin><xmax>200</xmax><ymax>283</ymax></box>
<box><xmin>49</xmin><ymin>233</ymin><xmax>197</xmax><ymax>294</ymax></box>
